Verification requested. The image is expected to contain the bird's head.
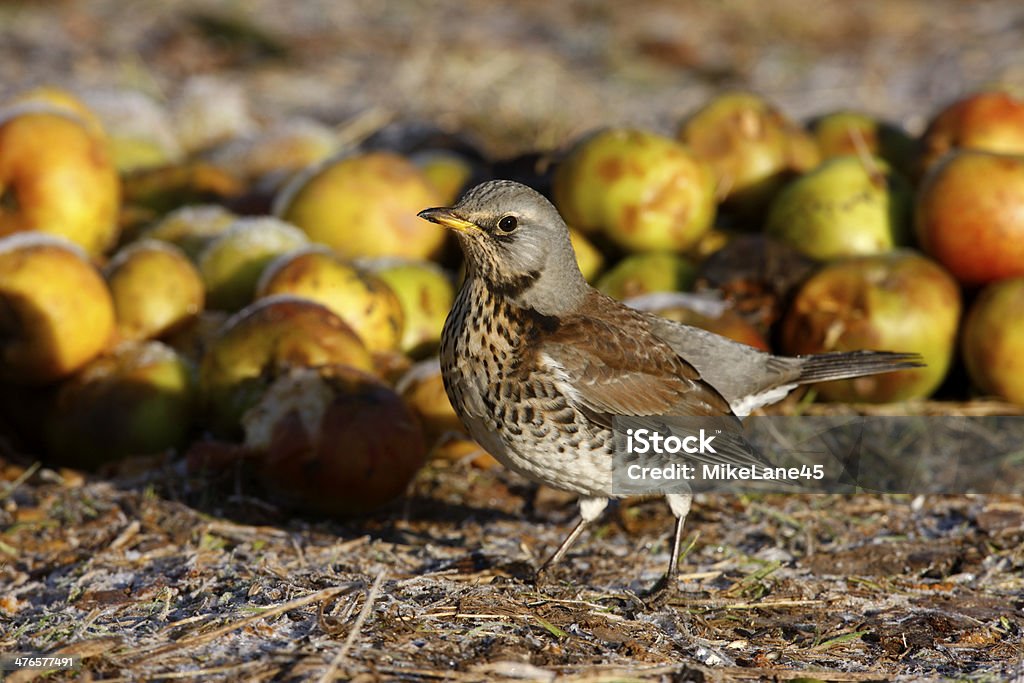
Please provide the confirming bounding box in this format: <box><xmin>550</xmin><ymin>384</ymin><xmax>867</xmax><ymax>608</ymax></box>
<box><xmin>418</xmin><ymin>180</ymin><xmax>587</xmax><ymax>313</ymax></box>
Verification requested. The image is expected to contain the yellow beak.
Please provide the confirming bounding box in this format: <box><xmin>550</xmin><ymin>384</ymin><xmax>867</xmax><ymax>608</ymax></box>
<box><xmin>417</xmin><ymin>207</ymin><xmax>481</xmax><ymax>234</ymax></box>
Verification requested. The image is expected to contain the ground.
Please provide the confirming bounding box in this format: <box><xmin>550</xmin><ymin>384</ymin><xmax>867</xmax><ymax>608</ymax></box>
<box><xmin>2</xmin><ymin>1</ymin><xmax>1024</xmax><ymax>681</ymax></box>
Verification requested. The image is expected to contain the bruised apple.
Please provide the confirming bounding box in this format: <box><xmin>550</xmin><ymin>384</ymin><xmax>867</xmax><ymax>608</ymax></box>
<box><xmin>199</xmin><ymin>296</ymin><xmax>374</xmax><ymax>435</ymax></box>
<box><xmin>257</xmin><ymin>248</ymin><xmax>405</xmax><ymax>353</ymax></box>
<box><xmin>0</xmin><ymin>234</ymin><xmax>115</xmax><ymax>384</ymax></box>
<box><xmin>362</xmin><ymin>258</ymin><xmax>455</xmax><ymax>356</ymax></box>
<box><xmin>47</xmin><ymin>341</ymin><xmax>196</xmax><ymax>468</ymax></box>
<box><xmin>961</xmin><ymin>277</ymin><xmax>1024</xmax><ymax>404</ymax></box>
<box><xmin>552</xmin><ymin>128</ymin><xmax>716</xmax><ymax>252</ymax></box>
<box><xmin>242</xmin><ymin>364</ymin><xmax>426</xmax><ymax>516</ymax></box>
<box><xmin>679</xmin><ymin>92</ymin><xmax>818</xmax><ymax>219</ymax></box>
<box><xmin>0</xmin><ymin>106</ymin><xmax>120</xmax><ymax>256</ymax></box>
<box><xmin>781</xmin><ymin>250</ymin><xmax>960</xmax><ymax>402</ymax></box>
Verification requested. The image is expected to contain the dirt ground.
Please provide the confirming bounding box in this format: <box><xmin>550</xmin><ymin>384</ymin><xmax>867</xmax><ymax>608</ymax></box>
<box><xmin>2</xmin><ymin>1</ymin><xmax>1024</xmax><ymax>681</ymax></box>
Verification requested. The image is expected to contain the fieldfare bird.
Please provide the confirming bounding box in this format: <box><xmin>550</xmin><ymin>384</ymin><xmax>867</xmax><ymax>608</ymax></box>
<box><xmin>418</xmin><ymin>180</ymin><xmax>922</xmax><ymax>599</ymax></box>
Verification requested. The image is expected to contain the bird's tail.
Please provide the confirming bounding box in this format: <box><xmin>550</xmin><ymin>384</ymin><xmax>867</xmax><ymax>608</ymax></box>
<box><xmin>797</xmin><ymin>351</ymin><xmax>925</xmax><ymax>384</ymax></box>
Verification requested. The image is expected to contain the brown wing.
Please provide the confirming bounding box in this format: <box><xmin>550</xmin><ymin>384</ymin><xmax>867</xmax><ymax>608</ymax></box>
<box><xmin>529</xmin><ymin>294</ymin><xmax>736</xmax><ymax>424</ymax></box>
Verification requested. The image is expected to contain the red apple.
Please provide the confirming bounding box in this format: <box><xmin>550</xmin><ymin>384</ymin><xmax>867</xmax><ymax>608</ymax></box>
<box><xmin>919</xmin><ymin>90</ymin><xmax>1024</xmax><ymax>175</ymax></box>
<box><xmin>915</xmin><ymin>149</ymin><xmax>1024</xmax><ymax>285</ymax></box>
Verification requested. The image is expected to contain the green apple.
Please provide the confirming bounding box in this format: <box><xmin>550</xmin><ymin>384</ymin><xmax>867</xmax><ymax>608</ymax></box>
<box><xmin>47</xmin><ymin>341</ymin><xmax>196</xmax><ymax>468</ymax></box>
<box><xmin>197</xmin><ymin>216</ymin><xmax>309</xmax><ymax>311</ymax></box>
<box><xmin>597</xmin><ymin>252</ymin><xmax>697</xmax><ymax>300</ymax></box>
<box><xmin>765</xmin><ymin>155</ymin><xmax>912</xmax><ymax>261</ymax></box>
<box><xmin>142</xmin><ymin>204</ymin><xmax>238</xmax><ymax>260</ymax></box>
<box><xmin>552</xmin><ymin>128</ymin><xmax>716</xmax><ymax>252</ymax></box>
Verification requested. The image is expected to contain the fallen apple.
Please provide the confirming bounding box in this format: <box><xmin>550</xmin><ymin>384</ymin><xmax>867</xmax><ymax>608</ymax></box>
<box><xmin>47</xmin><ymin>341</ymin><xmax>196</xmax><ymax>468</ymax></box>
<box><xmin>274</xmin><ymin>151</ymin><xmax>446</xmax><ymax>260</ymax></box>
<box><xmin>361</xmin><ymin>258</ymin><xmax>455</xmax><ymax>356</ymax></box>
<box><xmin>0</xmin><ymin>233</ymin><xmax>115</xmax><ymax>384</ymax></box>
<box><xmin>552</xmin><ymin>128</ymin><xmax>716</xmax><ymax>252</ymax></box>
<box><xmin>105</xmin><ymin>240</ymin><xmax>204</xmax><ymax>342</ymax></box>
<box><xmin>242</xmin><ymin>364</ymin><xmax>427</xmax><ymax>517</ymax></box>
<box><xmin>810</xmin><ymin>110</ymin><xmax>916</xmax><ymax>177</ymax></box>
<box><xmin>199</xmin><ymin>295</ymin><xmax>374</xmax><ymax>436</ymax></box>
<box><xmin>596</xmin><ymin>252</ymin><xmax>697</xmax><ymax>300</ymax></box>
<box><xmin>780</xmin><ymin>250</ymin><xmax>960</xmax><ymax>402</ymax></box>
<box><xmin>918</xmin><ymin>90</ymin><xmax>1024</xmax><ymax>175</ymax></box>
<box><xmin>765</xmin><ymin>155</ymin><xmax>912</xmax><ymax>261</ymax></box>
<box><xmin>197</xmin><ymin>216</ymin><xmax>309</xmax><ymax>311</ymax></box>
<box><xmin>257</xmin><ymin>248</ymin><xmax>405</xmax><ymax>353</ymax></box>
<box><xmin>142</xmin><ymin>203</ymin><xmax>238</xmax><ymax>260</ymax></box>
<box><xmin>961</xmin><ymin>277</ymin><xmax>1024</xmax><ymax>405</ymax></box>
<box><xmin>679</xmin><ymin>91</ymin><xmax>818</xmax><ymax>221</ymax></box>
<box><xmin>0</xmin><ymin>105</ymin><xmax>120</xmax><ymax>256</ymax></box>
<box><xmin>915</xmin><ymin>149</ymin><xmax>1024</xmax><ymax>285</ymax></box>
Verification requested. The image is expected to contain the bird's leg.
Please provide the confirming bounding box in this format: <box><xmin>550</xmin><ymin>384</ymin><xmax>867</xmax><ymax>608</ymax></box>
<box><xmin>535</xmin><ymin>497</ymin><xmax>608</xmax><ymax>584</ymax></box>
<box><xmin>645</xmin><ymin>493</ymin><xmax>693</xmax><ymax>605</ymax></box>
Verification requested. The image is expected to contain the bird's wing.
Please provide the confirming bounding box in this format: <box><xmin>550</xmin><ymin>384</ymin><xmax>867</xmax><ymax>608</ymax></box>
<box><xmin>536</xmin><ymin>313</ymin><xmax>733</xmax><ymax>421</ymax></box>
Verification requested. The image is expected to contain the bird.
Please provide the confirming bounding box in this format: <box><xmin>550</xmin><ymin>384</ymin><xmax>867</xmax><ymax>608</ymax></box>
<box><xmin>417</xmin><ymin>179</ymin><xmax>923</xmax><ymax>600</ymax></box>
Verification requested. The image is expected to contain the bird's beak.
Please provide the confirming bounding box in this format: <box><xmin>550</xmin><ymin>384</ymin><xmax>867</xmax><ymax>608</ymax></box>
<box><xmin>417</xmin><ymin>207</ymin><xmax>481</xmax><ymax>234</ymax></box>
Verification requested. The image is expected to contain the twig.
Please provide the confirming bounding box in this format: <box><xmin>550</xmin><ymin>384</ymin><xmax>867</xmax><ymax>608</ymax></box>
<box><xmin>128</xmin><ymin>584</ymin><xmax>357</xmax><ymax>662</ymax></box>
<box><xmin>318</xmin><ymin>572</ymin><xmax>386</xmax><ymax>683</ymax></box>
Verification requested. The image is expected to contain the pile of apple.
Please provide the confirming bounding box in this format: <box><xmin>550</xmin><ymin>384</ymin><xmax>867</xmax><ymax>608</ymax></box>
<box><xmin>2</xmin><ymin>85</ymin><xmax>1023</xmax><ymax>517</ymax></box>
<box><xmin>552</xmin><ymin>91</ymin><xmax>1024</xmax><ymax>406</ymax></box>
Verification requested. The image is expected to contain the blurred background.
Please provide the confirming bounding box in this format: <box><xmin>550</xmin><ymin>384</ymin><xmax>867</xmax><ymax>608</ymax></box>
<box><xmin>3</xmin><ymin>0</ymin><xmax>1023</xmax><ymax>154</ymax></box>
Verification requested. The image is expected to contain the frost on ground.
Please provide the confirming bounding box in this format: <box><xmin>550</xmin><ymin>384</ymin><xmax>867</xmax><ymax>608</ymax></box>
<box><xmin>1</xmin><ymin>442</ymin><xmax>1022</xmax><ymax>681</ymax></box>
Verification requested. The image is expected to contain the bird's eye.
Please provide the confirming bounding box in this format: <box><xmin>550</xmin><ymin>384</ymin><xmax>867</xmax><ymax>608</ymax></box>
<box><xmin>496</xmin><ymin>215</ymin><xmax>519</xmax><ymax>233</ymax></box>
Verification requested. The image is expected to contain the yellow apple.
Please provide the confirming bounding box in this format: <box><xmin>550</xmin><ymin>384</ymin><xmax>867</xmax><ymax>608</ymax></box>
<box><xmin>553</xmin><ymin>128</ymin><xmax>716</xmax><ymax>252</ymax></box>
<box><xmin>79</xmin><ymin>87</ymin><xmax>184</xmax><ymax>173</ymax></box>
<box><xmin>0</xmin><ymin>107</ymin><xmax>121</xmax><ymax>256</ymax></box>
<box><xmin>274</xmin><ymin>151</ymin><xmax>446</xmax><ymax>259</ymax></box>
<box><xmin>257</xmin><ymin>248</ymin><xmax>405</xmax><ymax>353</ymax></box>
<box><xmin>203</xmin><ymin>117</ymin><xmax>340</xmax><ymax>181</ymax></box>
<box><xmin>363</xmin><ymin>258</ymin><xmax>455</xmax><ymax>357</ymax></box>
<box><xmin>105</xmin><ymin>240</ymin><xmax>205</xmax><ymax>341</ymax></box>
<box><xmin>0</xmin><ymin>234</ymin><xmax>115</xmax><ymax>383</ymax></box>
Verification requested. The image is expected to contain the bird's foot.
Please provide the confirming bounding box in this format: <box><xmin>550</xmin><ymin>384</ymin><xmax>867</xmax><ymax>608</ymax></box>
<box><xmin>640</xmin><ymin>574</ymin><xmax>678</xmax><ymax>609</ymax></box>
